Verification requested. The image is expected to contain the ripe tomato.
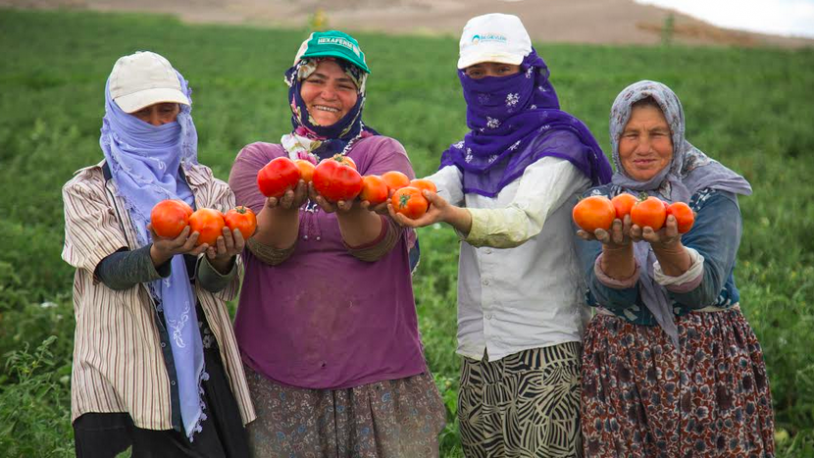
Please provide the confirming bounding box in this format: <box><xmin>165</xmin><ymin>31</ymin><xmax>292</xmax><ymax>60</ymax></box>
<box><xmin>224</xmin><ymin>206</ymin><xmax>257</xmax><ymax>240</ymax></box>
<box><xmin>382</xmin><ymin>171</ymin><xmax>410</xmax><ymax>193</ymax></box>
<box><xmin>257</xmin><ymin>157</ymin><xmax>300</xmax><ymax>198</ymax></box>
<box><xmin>611</xmin><ymin>193</ymin><xmax>638</xmax><ymax>220</ymax></box>
<box><xmin>572</xmin><ymin>195</ymin><xmax>615</xmax><ymax>233</ymax></box>
<box><xmin>188</xmin><ymin>208</ymin><xmax>226</xmax><ymax>246</ymax></box>
<box><xmin>150</xmin><ymin>199</ymin><xmax>194</xmax><ymax>239</ymax></box>
<box><xmin>359</xmin><ymin>175</ymin><xmax>389</xmax><ymax>206</ymax></box>
<box><xmin>409</xmin><ymin>178</ymin><xmax>437</xmax><ymax>194</ymax></box>
<box><xmin>391</xmin><ymin>186</ymin><xmax>429</xmax><ymax>219</ymax></box>
<box><xmin>312</xmin><ymin>155</ymin><xmax>363</xmax><ymax>202</ymax></box>
<box><xmin>631</xmin><ymin>196</ymin><xmax>668</xmax><ymax>231</ymax></box>
<box><xmin>294</xmin><ymin>159</ymin><xmax>315</xmax><ymax>184</ymax></box>
<box><xmin>332</xmin><ymin>154</ymin><xmax>357</xmax><ymax>170</ymax></box>
<box><xmin>667</xmin><ymin>202</ymin><xmax>695</xmax><ymax>233</ymax></box>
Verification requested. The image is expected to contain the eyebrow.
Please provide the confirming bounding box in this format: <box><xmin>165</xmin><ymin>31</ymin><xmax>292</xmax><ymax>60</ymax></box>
<box><xmin>309</xmin><ymin>72</ymin><xmax>354</xmax><ymax>84</ymax></box>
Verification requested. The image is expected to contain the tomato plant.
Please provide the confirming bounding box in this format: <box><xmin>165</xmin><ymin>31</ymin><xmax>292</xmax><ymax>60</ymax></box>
<box><xmin>611</xmin><ymin>193</ymin><xmax>638</xmax><ymax>220</ymax></box>
<box><xmin>188</xmin><ymin>208</ymin><xmax>226</xmax><ymax>246</ymax></box>
<box><xmin>150</xmin><ymin>199</ymin><xmax>193</xmax><ymax>239</ymax></box>
<box><xmin>572</xmin><ymin>195</ymin><xmax>615</xmax><ymax>233</ymax></box>
<box><xmin>391</xmin><ymin>186</ymin><xmax>429</xmax><ymax>219</ymax></box>
<box><xmin>312</xmin><ymin>155</ymin><xmax>363</xmax><ymax>202</ymax></box>
<box><xmin>294</xmin><ymin>159</ymin><xmax>315</xmax><ymax>184</ymax></box>
<box><xmin>382</xmin><ymin>171</ymin><xmax>410</xmax><ymax>193</ymax></box>
<box><xmin>667</xmin><ymin>202</ymin><xmax>695</xmax><ymax>233</ymax></box>
<box><xmin>359</xmin><ymin>175</ymin><xmax>389</xmax><ymax>206</ymax></box>
<box><xmin>257</xmin><ymin>157</ymin><xmax>300</xmax><ymax>198</ymax></box>
<box><xmin>409</xmin><ymin>178</ymin><xmax>437</xmax><ymax>194</ymax></box>
<box><xmin>631</xmin><ymin>196</ymin><xmax>667</xmax><ymax>231</ymax></box>
<box><xmin>224</xmin><ymin>206</ymin><xmax>257</xmax><ymax>240</ymax></box>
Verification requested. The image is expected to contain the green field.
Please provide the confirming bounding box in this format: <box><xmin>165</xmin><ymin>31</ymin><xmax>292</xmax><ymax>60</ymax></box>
<box><xmin>1</xmin><ymin>8</ymin><xmax>813</xmax><ymax>457</ymax></box>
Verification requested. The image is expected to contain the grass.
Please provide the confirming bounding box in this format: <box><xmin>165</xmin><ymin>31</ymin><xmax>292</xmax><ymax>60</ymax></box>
<box><xmin>0</xmin><ymin>8</ymin><xmax>813</xmax><ymax>457</ymax></box>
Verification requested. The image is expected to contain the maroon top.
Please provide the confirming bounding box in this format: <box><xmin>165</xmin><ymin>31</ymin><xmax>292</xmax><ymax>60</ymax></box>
<box><xmin>228</xmin><ymin>136</ymin><xmax>427</xmax><ymax>389</ymax></box>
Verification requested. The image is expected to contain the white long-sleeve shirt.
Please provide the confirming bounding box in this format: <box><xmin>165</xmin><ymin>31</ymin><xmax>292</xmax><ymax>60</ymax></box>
<box><xmin>427</xmin><ymin>156</ymin><xmax>591</xmax><ymax>362</ymax></box>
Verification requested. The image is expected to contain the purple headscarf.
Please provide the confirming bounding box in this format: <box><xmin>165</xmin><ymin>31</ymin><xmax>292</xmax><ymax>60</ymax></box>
<box><xmin>440</xmin><ymin>49</ymin><xmax>612</xmax><ymax>197</ymax></box>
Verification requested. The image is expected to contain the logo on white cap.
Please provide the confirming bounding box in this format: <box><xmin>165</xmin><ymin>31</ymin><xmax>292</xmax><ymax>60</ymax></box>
<box><xmin>458</xmin><ymin>14</ymin><xmax>532</xmax><ymax>70</ymax></box>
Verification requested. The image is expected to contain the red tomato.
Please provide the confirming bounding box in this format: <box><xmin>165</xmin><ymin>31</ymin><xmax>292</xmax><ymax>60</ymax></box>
<box><xmin>312</xmin><ymin>156</ymin><xmax>363</xmax><ymax>202</ymax></box>
<box><xmin>188</xmin><ymin>208</ymin><xmax>226</xmax><ymax>246</ymax></box>
<box><xmin>382</xmin><ymin>171</ymin><xmax>411</xmax><ymax>193</ymax></box>
<box><xmin>611</xmin><ymin>193</ymin><xmax>638</xmax><ymax>220</ymax></box>
<box><xmin>294</xmin><ymin>159</ymin><xmax>315</xmax><ymax>184</ymax></box>
<box><xmin>667</xmin><ymin>202</ymin><xmax>695</xmax><ymax>233</ymax></box>
<box><xmin>391</xmin><ymin>187</ymin><xmax>429</xmax><ymax>219</ymax></box>
<box><xmin>572</xmin><ymin>196</ymin><xmax>615</xmax><ymax>233</ymax></box>
<box><xmin>150</xmin><ymin>199</ymin><xmax>193</xmax><ymax>239</ymax></box>
<box><xmin>224</xmin><ymin>206</ymin><xmax>257</xmax><ymax>240</ymax></box>
<box><xmin>257</xmin><ymin>157</ymin><xmax>300</xmax><ymax>198</ymax></box>
<box><xmin>631</xmin><ymin>196</ymin><xmax>668</xmax><ymax>231</ymax></box>
<box><xmin>409</xmin><ymin>178</ymin><xmax>437</xmax><ymax>194</ymax></box>
<box><xmin>359</xmin><ymin>175</ymin><xmax>389</xmax><ymax>206</ymax></box>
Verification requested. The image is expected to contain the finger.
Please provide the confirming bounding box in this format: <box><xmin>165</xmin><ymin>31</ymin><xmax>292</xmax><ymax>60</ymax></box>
<box><xmin>221</xmin><ymin>227</ymin><xmax>235</xmax><ymax>252</ymax></box>
<box><xmin>280</xmin><ymin>189</ymin><xmax>295</xmax><ymax>209</ymax></box>
<box><xmin>360</xmin><ymin>200</ymin><xmax>371</xmax><ymax>211</ymax></box>
<box><xmin>393</xmin><ymin>212</ymin><xmax>420</xmax><ymax>228</ymax></box>
<box><xmin>337</xmin><ymin>200</ymin><xmax>353</xmax><ymax>212</ymax></box>
<box><xmin>371</xmin><ymin>202</ymin><xmax>389</xmax><ymax>215</ymax></box>
<box><xmin>663</xmin><ymin>215</ymin><xmax>679</xmax><ymax>238</ymax></box>
<box><xmin>232</xmin><ymin>228</ymin><xmax>245</xmax><ymax>252</ymax></box>
<box><xmin>266</xmin><ymin>197</ymin><xmax>279</xmax><ymax>208</ymax></box>
<box><xmin>422</xmin><ymin>190</ymin><xmax>446</xmax><ymax>207</ymax></box>
<box><xmin>611</xmin><ymin>218</ymin><xmax>625</xmax><ymax>245</ymax></box>
<box><xmin>622</xmin><ymin>215</ymin><xmax>633</xmax><ymax>236</ymax></box>
<box><xmin>642</xmin><ymin>226</ymin><xmax>659</xmax><ymax>243</ymax></box>
<box><xmin>183</xmin><ymin>231</ymin><xmax>200</xmax><ymax>251</ymax></box>
<box><xmin>594</xmin><ymin>228</ymin><xmax>610</xmax><ymax>244</ymax></box>
<box><xmin>215</xmin><ymin>235</ymin><xmax>227</xmax><ymax>257</ymax></box>
<box><xmin>629</xmin><ymin>224</ymin><xmax>643</xmax><ymax>241</ymax></box>
<box><xmin>206</xmin><ymin>246</ymin><xmax>216</xmax><ymax>259</ymax></box>
<box><xmin>294</xmin><ymin>180</ymin><xmax>308</xmax><ymax>205</ymax></box>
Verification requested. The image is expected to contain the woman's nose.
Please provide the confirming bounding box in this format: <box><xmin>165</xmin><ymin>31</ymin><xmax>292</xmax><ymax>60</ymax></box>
<box><xmin>148</xmin><ymin>111</ymin><xmax>163</xmax><ymax>126</ymax></box>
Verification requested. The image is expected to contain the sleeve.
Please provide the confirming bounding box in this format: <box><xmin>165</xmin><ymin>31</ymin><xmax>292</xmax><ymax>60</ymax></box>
<box><xmin>61</xmin><ymin>174</ymin><xmax>130</xmax><ymax>275</ymax></box>
<box><xmin>464</xmin><ymin>157</ymin><xmax>591</xmax><ymax>248</ymax></box>
<box><xmin>345</xmin><ymin>216</ymin><xmax>401</xmax><ymax>262</ymax></box>
<box><xmin>424</xmin><ymin>165</ymin><xmax>465</xmax><ymax>207</ymax></box>
<box><xmin>196</xmin><ymin>255</ymin><xmax>238</xmax><ymax>293</ymax></box>
<box><xmin>665</xmin><ymin>191</ymin><xmax>742</xmax><ymax>308</ymax></box>
<box><xmin>94</xmin><ymin>245</ymin><xmax>170</xmax><ymax>291</ymax></box>
<box><xmin>246</xmin><ymin>237</ymin><xmax>296</xmax><ymax>266</ymax></box>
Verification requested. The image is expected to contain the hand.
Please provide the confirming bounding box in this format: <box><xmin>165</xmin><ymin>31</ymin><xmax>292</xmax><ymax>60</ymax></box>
<box><xmin>387</xmin><ymin>190</ymin><xmax>451</xmax><ymax>228</ymax></box>
<box><xmin>360</xmin><ymin>199</ymin><xmax>390</xmax><ymax>215</ymax></box>
<box><xmin>148</xmin><ymin>224</ymin><xmax>208</xmax><ymax>267</ymax></box>
<box><xmin>577</xmin><ymin>215</ymin><xmax>633</xmax><ymax>251</ymax></box>
<box><xmin>265</xmin><ymin>180</ymin><xmax>308</xmax><ymax>211</ymax></box>
<box><xmin>206</xmin><ymin>226</ymin><xmax>246</xmax><ymax>262</ymax></box>
<box><xmin>308</xmin><ymin>182</ymin><xmax>359</xmax><ymax>214</ymax></box>
<box><xmin>630</xmin><ymin>214</ymin><xmax>683</xmax><ymax>252</ymax></box>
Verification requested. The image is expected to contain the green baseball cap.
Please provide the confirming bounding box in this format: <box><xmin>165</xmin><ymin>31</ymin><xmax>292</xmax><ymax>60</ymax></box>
<box><xmin>296</xmin><ymin>30</ymin><xmax>370</xmax><ymax>74</ymax></box>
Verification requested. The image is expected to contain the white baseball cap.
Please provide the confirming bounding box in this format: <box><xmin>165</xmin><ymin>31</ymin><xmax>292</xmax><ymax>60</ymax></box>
<box><xmin>109</xmin><ymin>51</ymin><xmax>190</xmax><ymax>113</ymax></box>
<box><xmin>457</xmin><ymin>13</ymin><xmax>532</xmax><ymax>70</ymax></box>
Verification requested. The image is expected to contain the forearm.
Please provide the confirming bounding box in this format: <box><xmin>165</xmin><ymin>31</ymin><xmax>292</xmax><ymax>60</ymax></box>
<box><xmin>653</xmin><ymin>243</ymin><xmax>692</xmax><ymax>277</ymax></box>
<box><xmin>253</xmin><ymin>205</ymin><xmax>299</xmax><ymax>249</ymax></box>
<box><xmin>336</xmin><ymin>207</ymin><xmax>384</xmax><ymax>247</ymax></box>
<box><xmin>444</xmin><ymin>205</ymin><xmax>473</xmax><ymax>238</ymax></box>
<box><xmin>95</xmin><ymin>245</ymin><xmax>170</xmax><ymax>291</ymax></box>
<box><xmin>600</xmin><ymin>245</ymin><xmax>637</xmax><ymax>279</ymax></box>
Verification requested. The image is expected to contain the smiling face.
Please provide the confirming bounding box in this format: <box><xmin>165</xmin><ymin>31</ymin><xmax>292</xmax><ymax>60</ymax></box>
<box><xmin>299</xmin><ymin>60</ymin><xmax>359</xmax><ymax>127</ymax></box>
<box><xmin>463</xmin><ymin>61</ymin><xmax>521</xmax><ymax>79</ymax></box>
<box><xmin>618</xmin><ymin>104</ymin><xmax>674</xmax><ymax>182</ymax></box>
<box><xmin>131</xmin><ymin>102</ymin><xmax>180</xmax><ymax>126</ymax></box>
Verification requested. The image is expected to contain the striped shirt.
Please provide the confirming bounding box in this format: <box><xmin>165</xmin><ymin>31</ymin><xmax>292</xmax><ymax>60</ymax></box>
<box><xmin>62</xmin><ymin>160</ymin><xmax>256</xmax><ymax>430</ymax></box>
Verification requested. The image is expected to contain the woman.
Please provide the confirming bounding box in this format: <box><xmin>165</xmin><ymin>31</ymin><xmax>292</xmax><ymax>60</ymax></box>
<box><xmin>227</xmin><ymin>31</ymin><xmax>446</xmax><ymax>457</ymax></box>
<box><xmin>576</xmin><ymin>80</ymin><xmax>775</xmax><ymax>457</ymax></box>
<box><xmin>62</xmin><ymin>51</ymin><xmax>254</xmax><ymax>457</ymax></box>
<box><xmin>391</xmin><ymin>13</ymin><xmax>612</xmax><ymax>457</ymax></box>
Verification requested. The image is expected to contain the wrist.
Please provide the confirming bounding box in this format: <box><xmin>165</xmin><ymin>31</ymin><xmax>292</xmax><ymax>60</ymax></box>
<box><xmin>149</xmin><ymin>244</ymin><xmax>170</xmax><ymax>267</ymax></box>
<box><xmin>653</xmin><ymin>241</ymin><xmax>684</xmax><ymax>256</ymax></box>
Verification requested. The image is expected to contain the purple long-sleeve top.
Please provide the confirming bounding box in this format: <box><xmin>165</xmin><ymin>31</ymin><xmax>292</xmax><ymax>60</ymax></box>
<box><xmin>228</xmin><ymin>136</ymin><xmax>427</xmax><ymax>389</ymax></box>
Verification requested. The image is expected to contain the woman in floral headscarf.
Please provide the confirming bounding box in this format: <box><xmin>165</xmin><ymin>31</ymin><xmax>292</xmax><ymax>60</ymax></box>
<box><xmin>227</xmin><ymin>31</ymin><xmax>445</xmax><ymax>457</ymax></box>
<box><xmin>575</xmin><ymin>80</ymin><xmax>775</xmax><ymax>457</ymax></box>
<box><xmin>392</xmin><ymin>13</ymin><xmax>612</xmax><ymax>458</ymax></box>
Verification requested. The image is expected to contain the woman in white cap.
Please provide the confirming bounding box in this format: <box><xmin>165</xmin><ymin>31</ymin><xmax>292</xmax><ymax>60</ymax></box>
<box><xmin>62</xmin><ymin>51</ymin><xmax>255</xmax><ymax>457</ymax></box>
<box><xmin>391</xmin><ymin>13</ymin><xmax>613</xmax><ymax>457</ymax></box>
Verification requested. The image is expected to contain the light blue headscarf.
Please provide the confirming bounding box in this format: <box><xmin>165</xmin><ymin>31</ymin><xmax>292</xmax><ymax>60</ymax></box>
<box><xmin>100</xmin><ymin>68</ymin><xmax>207</xmax><ymax>440</ymax></box>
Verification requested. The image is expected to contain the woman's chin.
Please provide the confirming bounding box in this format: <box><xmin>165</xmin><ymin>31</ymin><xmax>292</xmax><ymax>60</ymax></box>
<box><xmin>311</xmin><ymin>115</ymin><xmax>341</xmax><ymax>127</ymax></box>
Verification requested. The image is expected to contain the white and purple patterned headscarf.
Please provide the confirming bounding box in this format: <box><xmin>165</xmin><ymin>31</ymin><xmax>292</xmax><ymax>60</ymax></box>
<box><xmin>100</xmin><ymin>68</ymin><xmax>207</xmax><ymax>440</ymax></box>
<box><xmin>609</xmin><ymin>80</ymin><xmax>752</xmax><ymax>348</ymax></box>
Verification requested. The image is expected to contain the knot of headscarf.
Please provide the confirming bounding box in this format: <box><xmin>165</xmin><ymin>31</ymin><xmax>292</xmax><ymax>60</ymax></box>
<box><xmin>608</xmin><ymin>80</ymin><xmax>752</xmax><ymax>350</ymax></box>
<box><xmin>439</xmin><ymin>48</ymin><xmax>612</xmax><ymax>197</ymax></box>
<box><xmin>100</xmin><ymin>71</ymin><xmax>207</xmax><ymax>441</ymax></box>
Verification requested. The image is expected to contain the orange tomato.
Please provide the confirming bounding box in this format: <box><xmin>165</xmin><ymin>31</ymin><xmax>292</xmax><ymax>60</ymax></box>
<box><xmin>359</xmin><ymin>175</ymin><xmax>389</xmax><ymax>206</ymax></box>
<box><xmin>391</xmin><ymin>187</ymin><xmax>429</xmax><ymax>219</ymax></box>
<box><xmin>572</xmin><ymin>196</ymin><xmax>615</xmax><ymax>233</ymax></box>
<box><xmin>409</xmin><ymin>178</ymin><xmax>437</xmax><ymax>194</ymax></box>
<box><xmin>224</xmin><ymin>206</ymin><xmax>257</xmax><ymax>240</ymax></box>
<box><xmin>667</xmin><ymin>202</ymin><xmax>695</xmax><ymax>233</ymax></box>
<box><xmin>188</xmin><ymin>208</ymin><xmax>226</xmax><ymax>246</ymax></box>
<box><xmin>294</xmin><ymin>159</ymin><xmax>315</xmax><ymax>184</ymax></box>
<box><xmin>150</xmin><ymin>199</ymin><xmax>194</xmax><ymax>239</ymax></box>
<box><xmin>321</xmin><ymin>154</ymin><xmax>357</xmax><ymax>170</ymax></box>
<box><xmin>630</xmin><ymin>196</ymin><xmax>668</xmax><ymax>231</ymax></box>
<box><xmin>611</xmin><ymin>193</ymin><xmax>638</xmax><ymax>220</ymax></box>
<box><xmin>382</xmin><ymin>171</ymin><xmax>411</xmax><ymax>194</ymax></box>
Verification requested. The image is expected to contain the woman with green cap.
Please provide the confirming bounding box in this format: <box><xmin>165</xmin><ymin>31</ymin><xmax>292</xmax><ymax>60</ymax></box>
<box><xmin>228</xmin><ymin>31</ymin><xmax>446</xmax><ymax>457</ymax></box>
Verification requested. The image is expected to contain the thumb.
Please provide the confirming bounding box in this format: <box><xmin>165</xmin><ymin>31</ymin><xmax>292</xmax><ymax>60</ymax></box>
<box><xmin>422</xmin><ymin>190</ymin><xmax>446</xmax><ymax>206</ymax></box>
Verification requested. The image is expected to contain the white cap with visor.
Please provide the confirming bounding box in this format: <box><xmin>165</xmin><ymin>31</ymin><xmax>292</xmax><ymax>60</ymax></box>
<box><xmin>457</xmin><ymin>13</ymin><xmax>532</xmax><ymax>70</ymax></box>
<box><xmin>109</xmin><ymin>51</ymin><xmax>190</xmax><ymax>113</ymax></box>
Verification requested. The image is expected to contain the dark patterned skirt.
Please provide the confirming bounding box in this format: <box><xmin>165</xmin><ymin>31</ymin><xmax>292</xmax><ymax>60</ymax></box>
<box><xmin>458</xmin><ymin>342</ymin><xmax>583</xmax><ymax>458</ymax></box>
<box><xmin>244</xmin><ymin>365</ymin><xmax>446</xmax><ymax>457</ymax></box>
<box><xmin>581</xmin><ymin>308</ymin><xmax>775</xmax><ymax>458</ymax></box>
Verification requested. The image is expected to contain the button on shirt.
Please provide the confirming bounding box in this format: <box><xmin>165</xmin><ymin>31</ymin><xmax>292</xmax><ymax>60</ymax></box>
<box><xmin>426</xmin><ymin>156</ymin><xmax>591</xmax><ymax>362</ymax></box>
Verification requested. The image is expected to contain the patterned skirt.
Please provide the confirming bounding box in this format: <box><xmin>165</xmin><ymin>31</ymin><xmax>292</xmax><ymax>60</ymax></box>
<box><xmin>244</xmin><ymin>365</ymin><xmax>446</xmax><ymax>458</ymax></box>
<box><xmin>458</xmin><ymin>342</ymin><xmax>583</xmax><ymax>458</ymax></box>
<box><xmin>581</xmin><ymin>308</ymin><xmax>775</xmax><ymax>458</ymax></box>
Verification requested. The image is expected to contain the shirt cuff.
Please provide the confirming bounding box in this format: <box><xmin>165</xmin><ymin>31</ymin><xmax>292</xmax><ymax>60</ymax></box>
<box><xmin>197</xmin><ymin>255</ymin><xmax>238</xmax><ymax>293</ymax></box>
<box><xmin>345</xmin><ymin>216</ymin><xmax>400</xmax><ymax>262</ymax></box>
<box><xmin>594</xmin><ymin>253</ymin><xmax>641</xmax><ymax>289</ymax></box>
<box><xmin>653</xmin><ymin>247</ymin><xmax>705</xmax><ymax>293</ymax></box>
<box><xmin>246</xmin><ymin>237</ymin><xmax>296</xmax><ymax>266</ymax></box>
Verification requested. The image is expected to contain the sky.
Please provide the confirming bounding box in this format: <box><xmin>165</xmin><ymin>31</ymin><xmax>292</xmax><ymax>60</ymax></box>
<box><xmin>635</xmin><ymin>0</ymin><xmax>814</xmax><ymax>38</ymax></box>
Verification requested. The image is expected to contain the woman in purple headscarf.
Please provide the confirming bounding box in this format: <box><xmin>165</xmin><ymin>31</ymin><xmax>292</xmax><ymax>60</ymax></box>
<box><xmin>392</xmin><ymin>13</ymin><xmax>612</xmax><ymax>457</ymax></box>
<box><xmin>574</xmin><ymin>80</ymin><xmax>775</xmax><ymax>457</ymax></box>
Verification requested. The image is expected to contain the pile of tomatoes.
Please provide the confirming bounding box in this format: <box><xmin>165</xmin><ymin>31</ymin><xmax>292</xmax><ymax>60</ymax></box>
<box><xmin>256</xmin><ymin>155</ymin><xmax>436</xmax><ymax>219</ymax></box>
<box><xmin>150</xmin><ymin>200</ymin><xmax>257</xmax><ymax>246</ymax></box>
<box><xmin>572</xmin><ymin>193</ymin><xmax>695</xmax><ymax>234</ymax></box>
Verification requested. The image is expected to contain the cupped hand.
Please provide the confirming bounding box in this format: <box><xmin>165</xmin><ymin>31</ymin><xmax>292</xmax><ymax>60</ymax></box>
<box><xmin>148</xmin><ymin>224</ymin><xmax>208</xmax><ymax>265</ymax></box>
<box><xmin>265</xmin><ymin>180</ymin><xmax>308</xmax><ymax>211</ymax></box>
<box><xmin>387</xmin><ymin>190</ymin><xmax>449</xmax><ymax>228</ymax></box>
<box><xmin>206</xmin><ymin>226</ymin><xmax>246</xmax><ymax>262</ymax></box>
<box><xmin>630</xmin><ymin>214</ymin><xmax>682</xmax><ymax>251</ymax></box>
<box><xmin>577</xmin><ymin>215</ymin><xmax>633</xmax><ymax>250</ymax></box>
<box><xmin>308</xmin><ymin>182</ymin><xmax>359</xmax><ymax>214</ymax></box>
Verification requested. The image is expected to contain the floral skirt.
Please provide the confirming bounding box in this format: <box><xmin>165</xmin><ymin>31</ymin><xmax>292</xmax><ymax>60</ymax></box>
<box><xmin>581</xmin><ymin>308</ymin><xmax>775</xmax><ymax>458</ymax></box>
<box><xmin>244</xmin><ymin>365</ymin><xmax>446</xmax><ymax>458</ymax></box>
